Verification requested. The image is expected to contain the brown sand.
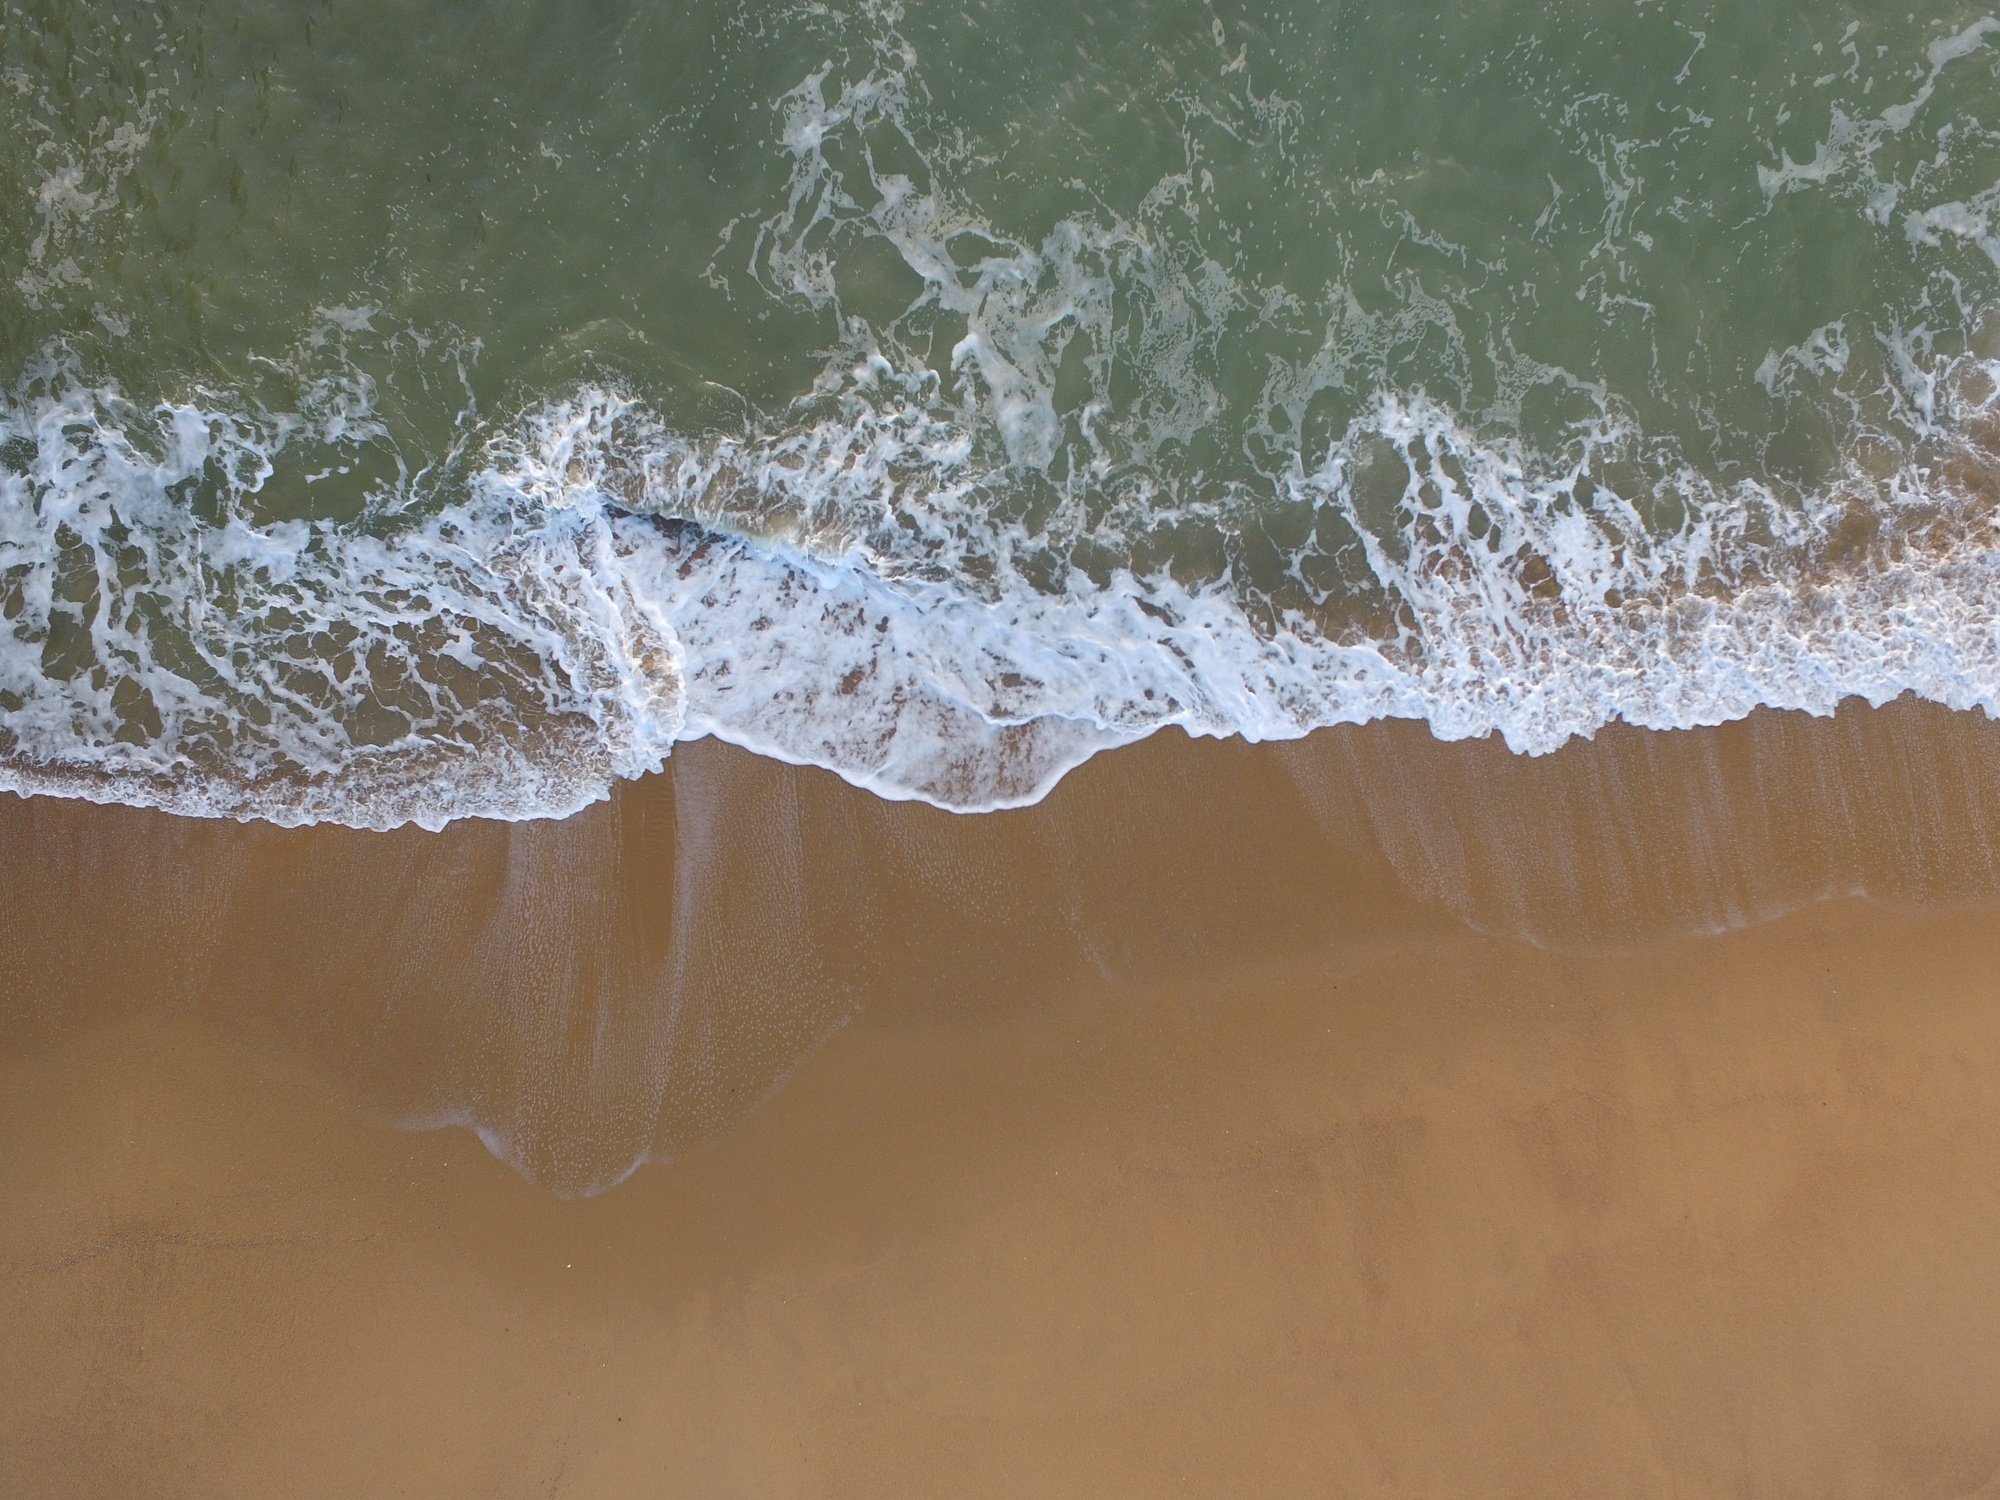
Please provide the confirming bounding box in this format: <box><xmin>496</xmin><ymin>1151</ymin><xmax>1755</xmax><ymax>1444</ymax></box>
<box><xmin>8</xmin><ymin>700</ymin><xmax>2000</xmax><ymax>1496</ymax></box>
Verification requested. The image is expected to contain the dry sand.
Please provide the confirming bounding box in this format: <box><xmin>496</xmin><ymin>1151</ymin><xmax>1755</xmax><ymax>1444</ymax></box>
<box><xmin>8</xmin><ymin>700</ymin><xmax>2000</xmax><ymax>1496</ymax></box>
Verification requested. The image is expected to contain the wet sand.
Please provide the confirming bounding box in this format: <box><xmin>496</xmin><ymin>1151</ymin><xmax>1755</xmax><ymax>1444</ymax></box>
<box><xmin>8</xmin><ymin>701</ymin><xmax>2000</xmax><ymax>1496</ymax></box>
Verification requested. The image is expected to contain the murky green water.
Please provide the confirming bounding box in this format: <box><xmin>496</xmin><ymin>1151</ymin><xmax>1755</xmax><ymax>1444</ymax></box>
<box><xmin>5</xmin><ymin>0</ymin><xmax>2000</xmax><ymax>823</ymax></box>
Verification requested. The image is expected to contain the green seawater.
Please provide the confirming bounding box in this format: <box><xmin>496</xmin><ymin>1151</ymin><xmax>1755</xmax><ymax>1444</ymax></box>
<box><xmin>4</xmin><ymin>0</ymin><xmax>2000</xmax><ymax>823</ymax></box>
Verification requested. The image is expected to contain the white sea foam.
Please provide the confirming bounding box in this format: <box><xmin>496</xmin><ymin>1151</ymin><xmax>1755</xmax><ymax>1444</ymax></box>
<box><xmin>7</xmin><ymin>337</ymin><xmax>2000</xmax><ymax>828</ymax></box>
<box><xmin>0</xmin><ymin>352</ymin><xmax>684</xmax><ymax>828</ymax></box>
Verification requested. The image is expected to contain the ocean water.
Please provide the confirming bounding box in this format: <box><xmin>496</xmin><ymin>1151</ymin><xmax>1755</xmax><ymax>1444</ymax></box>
<box><xmin>7</xmin><ymin>0</ymin><xmax>2000</xmax><ymax>827</ymax></box>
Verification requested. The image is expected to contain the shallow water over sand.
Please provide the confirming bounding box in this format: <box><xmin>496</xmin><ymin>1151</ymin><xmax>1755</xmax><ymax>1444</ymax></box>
<box><xmin>0</xmin><ymin>696</ymin><xmax>1994</xmax><ymax>1189</ymax></box>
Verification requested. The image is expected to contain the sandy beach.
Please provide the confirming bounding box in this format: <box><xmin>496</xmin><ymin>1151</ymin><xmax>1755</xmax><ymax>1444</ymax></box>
<box><xmin>15</xmin><ymin>3</ymin><xmax>2000</xmax><ymax>1493</ymax></box>
<box><xmin>8</xmin><ymin>702</ymin><xmax>2000</xmax><ymax>1496</ymax></box>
